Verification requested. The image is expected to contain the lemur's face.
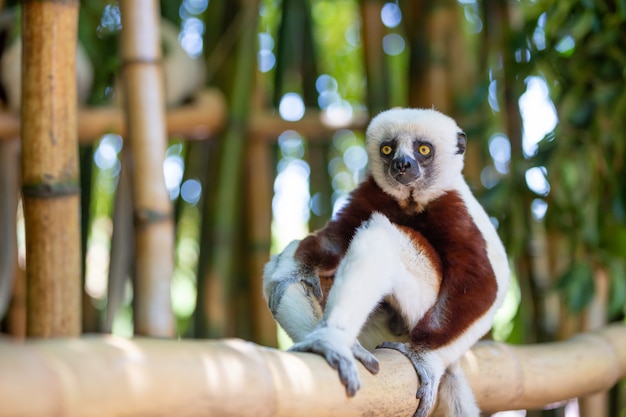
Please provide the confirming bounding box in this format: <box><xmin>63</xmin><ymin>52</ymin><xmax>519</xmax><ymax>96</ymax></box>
<box><xmin>365</xmin><ymin>108</ymin><xmax>466</xmax><ymax>207</ymax></box>
<box><xmin>377</xmin><ymin>134</ymin><xmax>437</xmax><ymax>187</ymax></box>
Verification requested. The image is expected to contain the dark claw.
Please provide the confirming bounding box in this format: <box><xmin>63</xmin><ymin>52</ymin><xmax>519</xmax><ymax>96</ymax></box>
<box><xmin>376</xmin><ymin>341</ymin><xmax>438</xmax><ymax>417</ymax></box>
<box><xmin>290</xmin><ymin>335</ymin><xmax>361</xmax><ymax>397</ymax></box>
<box><xmin>353</xmin><ymin>340</ymin><xmax>380</xmax><ymax>375</ymax></box>
<box><xmin>267</xmin><ymin>279</ymin><xmax>291</xmax><ymax>315</ymax></box>
<box><xmin>302</xmin><ymin>275</ymin><xmax>323</xmax><ymax>300</ymax></box>
<box><xmin>377</xmin><ymin>340</ymin><xmax>411</xmax><ymax>355</ymax></box>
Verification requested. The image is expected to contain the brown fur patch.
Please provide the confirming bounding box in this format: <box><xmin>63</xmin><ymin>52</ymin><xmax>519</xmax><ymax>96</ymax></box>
<box><xmin>293</xmin><ymin>175</ymin><xmax>498</xmax><ymax>349</ymax></box>
<box><xmin>406</xmin><ymin>192</ymin><xmax>497</xmax><ymax>349</ymax></box>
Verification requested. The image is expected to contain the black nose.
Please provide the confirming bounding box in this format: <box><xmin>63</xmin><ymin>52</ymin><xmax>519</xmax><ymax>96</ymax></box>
<box><xmin>393</xmin><ymin>158</ymin><xmax>413</xmax><ymax>173</ymax></box>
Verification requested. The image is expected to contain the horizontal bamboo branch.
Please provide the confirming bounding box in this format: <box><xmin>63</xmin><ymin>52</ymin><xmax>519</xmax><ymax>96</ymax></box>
<box><xmin>0</xmin><ymin>324</ymin><xmax>624</xmax><ymax>416</ymax></box>
<box><xmin>0</xmin><ymin>96</ymin><xmax>367</xmax><ymax>144</ymax></box>
<box><xmin>0</xmin><ymin>89</ymin><xmax>226</xmax><ymax>143</ymax></box>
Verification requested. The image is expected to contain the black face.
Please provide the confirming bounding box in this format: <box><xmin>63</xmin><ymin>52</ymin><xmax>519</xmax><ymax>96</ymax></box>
<box><xmin>379</xmin><ymin>138</ymin><xmax>434</xmax><ymax>186</ymax></box>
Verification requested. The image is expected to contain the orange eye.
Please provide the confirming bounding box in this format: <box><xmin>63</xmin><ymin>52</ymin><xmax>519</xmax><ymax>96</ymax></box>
<box><xmin>418</xmin><ymin>144</ymin><xmax>431</xmax><ymax>156</ymax></box>
<box><xmin>381</xmin><ymin>145</ymin><xmax>393</xmax><ymax>155</ymax></box>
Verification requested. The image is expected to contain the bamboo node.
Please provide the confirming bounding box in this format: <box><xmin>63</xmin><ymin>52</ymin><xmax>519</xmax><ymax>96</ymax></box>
<box><xmin>21</xmin><ymin>182</ymin><xmax>80</xmax><ymax>198</ymax></box>
<box><xmin>121</xmin><ymin>58</ymin><xmax>165</xmax><ymax>67</ymax></box>
<box><xmin>134</xmin><ymin>208</ymin><xmax>172</xmax><ymax>227</ymax></box>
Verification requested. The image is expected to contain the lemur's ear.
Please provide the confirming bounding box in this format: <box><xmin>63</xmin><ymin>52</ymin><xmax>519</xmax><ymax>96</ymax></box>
<box><xmin>456</xmin><ymin>132</ymin><xmax>467</xmax><ymax>155</ymax></box>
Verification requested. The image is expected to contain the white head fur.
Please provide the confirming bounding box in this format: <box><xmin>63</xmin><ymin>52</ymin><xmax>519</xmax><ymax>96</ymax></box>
<box><xmin>365</xmin><ymin>108</ymin><xmax>467</xmax><ymax>210</ymax></box>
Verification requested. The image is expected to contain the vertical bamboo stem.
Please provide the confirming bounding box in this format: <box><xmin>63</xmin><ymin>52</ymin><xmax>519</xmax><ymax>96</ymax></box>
<box><xmin>579</xmin><ymin>268</ymin><xmax>609</xmax><ymax>417</ymax></box>
<box><xmin>21</xmin><ymin>0</ymin><xmax>82</xmax><ymax>337</ymax></box>
<box><xmin>119</xmin><ymin>0</ymin><xmax>175</xmax><ymax>337</ymax></box>
<box><xmin>198</xmin><ymin>0</ymin><xmax>259</xmax><ymax>338</ymax></box>
<box><xmin>104</xmin><ymin>149</ymin><xmax>134</xmax><ymax>333</ymax></box>
<box><xmin>307</xmin><ymin>140</ymin><xmax>332</xmax><ymax>232</ymax></box>
<box><xmin>360</xmin><ymin>0</ymin><xmax>389</xmax><ymax>114</ymax></box>
<box><xmin>245</xmin><ymin>136</ymin><xmax>277</xmax><ymax>346</ymax></box>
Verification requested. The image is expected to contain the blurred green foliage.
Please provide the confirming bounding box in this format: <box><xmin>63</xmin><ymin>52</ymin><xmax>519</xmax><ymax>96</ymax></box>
<box><xmin>528</xmin><ymin>0</ymin><xmax>626</xmax><ymax>318</ymax></box>
<box><xmin>5</xmin><ymin>0</ymin><xmax>621</xmax><ymax>346</ymax></box>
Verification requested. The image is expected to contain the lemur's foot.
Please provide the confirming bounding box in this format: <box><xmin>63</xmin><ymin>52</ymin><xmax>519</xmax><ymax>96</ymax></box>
<box><xmin>377</xmin><ymin>341</ymin><xmax>441</xmax><ymax>417</ymax></box>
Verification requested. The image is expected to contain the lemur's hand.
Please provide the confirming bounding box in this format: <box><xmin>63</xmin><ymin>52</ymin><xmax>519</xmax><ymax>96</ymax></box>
<box><xmin>290</xmin><ymin>327</ymin><xmax>379</xmax><ymax>397</ymax></box>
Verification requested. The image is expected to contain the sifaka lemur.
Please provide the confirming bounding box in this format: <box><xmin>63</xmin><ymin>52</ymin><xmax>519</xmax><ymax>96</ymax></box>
<box><xmin>263</xmin><ymin>108</ymin><xmax>510</xmax><ymax>417</ymax></box>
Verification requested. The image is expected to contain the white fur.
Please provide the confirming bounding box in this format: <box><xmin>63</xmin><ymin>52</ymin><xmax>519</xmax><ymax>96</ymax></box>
<box><xmin>366</xmin><ymin>108</ymin><xmax>466</xmax><ymax>210</ymax></box>
<box><xmin>264</xmin><ymin>108</ymin><xmax>511</xmax><ymax>417</ymax></box>
<box><xmin>432</xmin><ymin>361</ymin><xmax>480</xmax><ymax>417</ymax></box>
<box><xmin>363</xmin><ymin>109</ymin><xmax>510</xmax><ymax>368</ymax></box>
<box><xmin>263</xmin><ymin>239</ymin><xmax>324</xmax><ymax>342</ymax></box>
<box><xmin>322</xmin><ymin>213</ymin><xmax>440</xmax><ymax>341</ymax></box>
<box><xmin>358</xmin><ymin>311</ymin><xmax>406</xmax><ymax>351</ymax></box>
<box><xmin>275</xmin><ymin>283</ymin><xmax>323</xmax><ymax>342</ymax></box>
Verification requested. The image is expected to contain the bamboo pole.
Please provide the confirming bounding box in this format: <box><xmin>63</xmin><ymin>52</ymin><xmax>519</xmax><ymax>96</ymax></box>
<box><xmin>196</xmin><ymin>0</ymin><xmax>259</xmax><ymax>338</ymax></box>
<box><xmin>21</xmin><ymin>0</ymin><xmax>81</xmax><ymax>337</ymax></box>
<box><xmin>0</xmin><ymin>324</ymin><xmax>624</xmax><ymax>416</ymax></box>
<box><xmin>307</xmin><ymin>140</ymin><xmax>333</xmax><ymax>231</ymax></box>
<box><xmin>360</xmin><ymin>0</ymin><xmax>390</xmax><ymax>114</ymax></box>
<box><xmin>245</xmin><ymin>135</ymin><xmax>277</xmax><ymax>346</ymax></box>
<box><xmin>578</xmin><ymin>268</ymin><xmax>610</xmax><ymax>416</ymax></box>
<box><xmin>104</xmin><ymin>149</ymin><xmax>135</xmax><ymax>333</ymax></box>
<box><xmin>118</xmin><ymin>0</ymin><xmax>174</xmax><ymax>337</ymax></box>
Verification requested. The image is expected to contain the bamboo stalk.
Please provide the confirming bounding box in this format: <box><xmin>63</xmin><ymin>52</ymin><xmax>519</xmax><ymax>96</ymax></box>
<box><xmin>21</xmin><ymin>0</ymin><xmax>82</xmax><ymax>337</ymax></box>
<box><xmin>307</xmin><ymin>140</ymin><xmax>332</xmax><ymax>231</ymax></box>
<box><xmin>578</xmin><ymin>268</ymin><xmax>610</xmax><ymax>417</ymax></box>
<box><xmin>273</xmin><ymin>0</ymin><xmax>318</xmax><ymax>107</ymax></box>
<box><xmin>197</xmin><ymin>0</ymin><xmax>259</xmax><ymax>338</ymax></box>
<box><xmin>79</xmin><ymin>144</ymin><xmax>98</xmax><ymax>332</ymax></box>
<box><xmin>0</xmin><ymin>324</ymin><xmax>624</xmax><ymax>416</ymax></box>
<box><xmin>360</xmin><ymin>0</ymin><xmax>389</xmax><ymax>114</ymax></box>
<box><xmin>118</xmin><ymin>0</ymin><xmax>174</xmax><ymax>337</ymax></box>
<box><xmin>104</xmin><ymin>149</ymin><xmax>135</xmax><ymax>333</ymax></box>
<box><xmin>245</xmin><ymin>135</ymin><xmax>277</xmax><ymax>346</ymax></box>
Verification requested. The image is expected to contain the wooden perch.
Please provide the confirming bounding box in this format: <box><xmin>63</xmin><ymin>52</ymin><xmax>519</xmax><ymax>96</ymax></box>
<box><xmin>0</xmin><ymin>324</ymin><xmax>624</xmax><ymax>416</ymax></box>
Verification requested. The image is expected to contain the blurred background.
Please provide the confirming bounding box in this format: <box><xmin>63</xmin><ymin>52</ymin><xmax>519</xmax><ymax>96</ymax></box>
<box><xmin>0</xmin><ymin>0</ymin><xmax>624</xmax><ymax>415</ymax></box>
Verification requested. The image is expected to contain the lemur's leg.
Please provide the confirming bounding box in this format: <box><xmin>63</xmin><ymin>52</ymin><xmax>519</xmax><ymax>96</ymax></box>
<box><xmin>289</xmin><ymin>213</ymin><xmax>441</xmax><ymax>396</ymax></box>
